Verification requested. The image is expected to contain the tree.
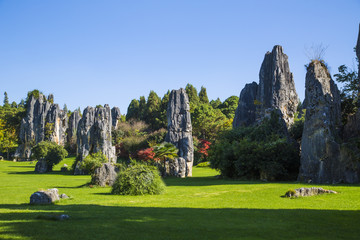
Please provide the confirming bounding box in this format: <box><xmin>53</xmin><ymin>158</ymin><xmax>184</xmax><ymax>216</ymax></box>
<box><xmin>145</xmin><ymin>91</ymin><xmax>162</xmax><ymax>130</ymax></box>
<box><xmin>217</xmin><ymin>96</ymin><xmax>239</xmax><ymax>119</ymax></box>
<box><xmin>79</xmin><ymin>151</ymin><xmax>108</xmax><ymax>175</ymax></box>
<box><xmin>126</xmin><ymin>99</ymin><xmax>140</xmax><ymax>121</ymax></box>
<box><xmin>199</xmin><ymin>86</ymin><xmax>209</xmax><ymax>104</ymax></box>
<box><xmin>31</xmin><ymin>141</ymin><xmax>68</xmax><ymax>171</ymax></box>
<box><xmin>185</xmin><ymin>84</ymin><xmax>199</xmax><ymax>106</ymax></box>
<box><xmin>3</xmin><ymin>92</ymin><xmax>9</xmax><ymax>107</ymax></box>
<box><xmin>210</xmin><ymin>98</ymin><xmax>222</xmax><ymax>109</ymax></box>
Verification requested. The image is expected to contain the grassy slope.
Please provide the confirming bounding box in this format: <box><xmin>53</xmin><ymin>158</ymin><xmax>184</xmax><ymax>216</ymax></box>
<box><xmin>0</xmin><ymin>159</ymin><xmax>359</xmax><ymax>240</ymax></box>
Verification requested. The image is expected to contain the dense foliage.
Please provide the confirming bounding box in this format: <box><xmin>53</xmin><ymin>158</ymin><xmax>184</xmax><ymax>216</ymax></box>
<box><xmin>209</xmin><ymin>112</ymin><xmax>300</xmax><ymax>181</ymax></box>
<box><xmin>79</xmin><ymin>152</ymin><xmax>108</xmax><ymax>175</ymax></box>
<box><xmin>111</xmin><ymin>162</ymin><xmax>166</xmax><ymax>195</ymax></box>
<box><xmin>31</xmin><ymin>141</ymin><xmax>68</xmax><ymax>171</ymax></box>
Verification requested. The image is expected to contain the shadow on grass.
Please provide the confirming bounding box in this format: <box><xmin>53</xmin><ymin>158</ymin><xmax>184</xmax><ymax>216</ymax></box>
<box><xmin>0</xmin><ymin>204</ymin><xmax>359</xmax><ymax>240</ymax></box>
<box><xmin>8</xmin><ymin>170</ymin><xmax>74</xmax><ymax>176</ymax></box>
<box><xmin>163</xmin><ymin>176</ymin><xmax>269</xmax><ymax>187</ymax></box>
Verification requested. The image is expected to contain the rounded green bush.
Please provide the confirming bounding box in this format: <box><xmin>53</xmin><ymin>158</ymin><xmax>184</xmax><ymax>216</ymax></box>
<box><xmin>111</xmin><ymin>163</ymin><xmax>165</xmax><ymax>195</ymax></box>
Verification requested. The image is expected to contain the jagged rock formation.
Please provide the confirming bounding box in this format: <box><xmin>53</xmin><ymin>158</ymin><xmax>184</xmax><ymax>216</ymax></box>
<box><xmin>168</xmin><ymin>157</ymin><xmax>186</xmax><ymax>178</ymax></box>
<box><xmin>34</xmin><ymin>159</ymin><xmax>48</xmax><ymax>173</ymax></box>
<box><xmin>111</xmin><ymin>107</ymin><xmax>121</xmax><ymax>128</ymax></box>
<box><xmin>30</xmin><ymin>188</ymin><xmax>60</xmax><ymax>204</ymax></box>
<box><xmin>76</xmin><ymin>105</ymin><xmax>116</xmax><ymax>172</ymax></box>
<box><xmin>298</xmin><ymin>61</ymin><xmax>343</xmax><ymax>184</ymax></box>
<box><xmin>91</xmin><ymin>163</ymin><xmax>118</xmax><ymax>186</ymax></box>
<box><xmin>46</xmin><ymin>104</ymin><xmax>68</xmax><ymax>145</ymax></box>
<box><xmin>165</xmin><ymin>89</ymin><xmax>194</xmax><ymax>177</ymax></box>
<box><xmin>66</xmin><ymin>110</ymin><xmax>81</xmax><ymax>152</ymax></box>
<box><xmin>233</xmin><ymin>82</ymin><xmax>258</xmax><ymax>127</ymax></box>
<box><xmin>15</xmin><ymin>94</ymin><xmax>68</xmax><ymax>159</ymax></box>
<box><xmin>233</xmin><ymin>45</ymin><xmax>299</xmax><ymax>128</ymax></box>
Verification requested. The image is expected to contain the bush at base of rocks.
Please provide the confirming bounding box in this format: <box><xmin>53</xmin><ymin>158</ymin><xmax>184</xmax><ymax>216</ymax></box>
<box><xmin>111</xmin><ymin>162</ymin><xmax>165</xmax><ymax>195</ymax></box>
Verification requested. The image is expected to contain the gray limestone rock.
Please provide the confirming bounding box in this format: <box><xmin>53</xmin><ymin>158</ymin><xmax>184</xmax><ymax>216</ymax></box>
<box><xmin>233</xmin><ymin>82</ymin><xmax>258</xmax><ymax>128</ymax></box>
<box><xmin>111</xmin><ymin>107</ymin><xmax>121</xmax><ymax>128</ymax></box>
<box><xmin>67</xmin><ymin>110</ymin><xmax>81</xmax><ymax>151</ymax></box>
<box><xmin>233</xmin><ymin>45</ymin><xmax>299</xmax><ymax>128</ymax></box>
<box><xmin>299</xmin><ymin>61</ymin><xmax>342</xmax><ymax>184</ymax></box>
<box><xmin>75</xmin><ymin>105</ymin><xmax>116</xmax><ymax>173</ymax></box>
<box><xmin>168</xmin><ymin>157</ymin><xmax>186</xmax><ymax>178</ymax></box>
<box><xmin>91</xmin><ymin>163</ymin><xmax>118</xmax><ymax>187</ymax></box>
<box><xmin>34</xmin><ymin>159</ymin><xmax>48</xmax><ymax>173</ymax></box>
<box><xmin>257</xmin><ymin>45</ymin><xmax>299</xmax><ymax>127</ymax></box>
<box><xmin>15</xmin><ymin>94</ymin><xmax>68</xmax><ymax>160</ymax></box>
<box><xmin>46</xmin><ymin>104</ymin><xmax>68</xmax><ymax>145</ymax></box>
<box><xmin>165</xmin><ymin>89</ymin><xmax>194</xmax><ymax>177</ymax></box>
<box><xmin>30</xmin><ymin>188</ymin><xmax>60</xmax><ymax>204</ymax></box>
<box><xmin>285</xmin><ymin>187</ymin><xmax>337</xmax><ymax>198</ymax></box>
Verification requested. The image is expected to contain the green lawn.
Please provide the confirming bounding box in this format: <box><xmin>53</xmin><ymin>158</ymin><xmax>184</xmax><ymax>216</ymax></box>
<box><xmin>0</xmin><ymin>158</ymin><xmax>359</xmax><ymax>240</ymax></box>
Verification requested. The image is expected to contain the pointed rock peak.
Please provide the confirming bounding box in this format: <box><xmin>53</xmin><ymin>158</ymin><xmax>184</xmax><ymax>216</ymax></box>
<box><xmin>272</xmin><ymin>45</ymin><xmax>284</xmax><ymax>54</ymax></box>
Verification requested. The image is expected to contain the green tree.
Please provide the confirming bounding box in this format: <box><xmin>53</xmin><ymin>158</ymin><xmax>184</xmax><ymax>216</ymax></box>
<box><xmin>31</xmin><ymin>141</ymin><xmax>68</xmax><ymax>171</ymax></box>
<box><xmin>199</xmin><ymin>86</ymin><xmax>209</xmax><ymax>104</ymax></box>
<box><xmin>79</xmin><ymin>151</ymin><xmax>108</xmax><ymax>175</ymax></box>
<box><xmin>145</xmin><ymin>91</ymin><xmax>162</xmax><ymax>130</ymax></box>
<box><xmin>210</xmin><ymin>98</ymin><xmax>222</xmax><ymax>109</ymax></box>
<box><xmin>153</xmin><ymin>142</ymin><xmax>178</xmax><ymax>169</ymax></box>
<box><xmin>185</xmin><ymin>84</ymin><xmax>199</xmax><ymax>106</ymax></box>
<box><xmin>3</xmin><ymin>92</ymin><xmax>9</xmax><ymax>107</ymax></box>
<box><xmin>126</xmin><ymin>99</ymin><xmax>140</xmax><ymax>121</ymax></box>
<box><xmin>217</xmin><ymin>96</ymin><xmax>239</xmax><ymax>119</ymax></box>
<box><xmin>0</xmin><ymin>119</ymin><xmax>18</xmax><ymax>159</ymax></box>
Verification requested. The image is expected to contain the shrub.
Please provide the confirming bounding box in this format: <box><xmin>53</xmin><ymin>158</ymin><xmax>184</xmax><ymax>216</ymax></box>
<box><xmin>209</xmin><ymin>111</ymin><xmax>300</xmax><ymax>181</ymax></box>
<box><xmin>31</xmin><ymin>141</ymin><xmax>68</xmax><ymax>171</ymax></box>
<box><xmin>79</xmin><ymin>152</ymin><xmax>108</xmax><ymax>175</ymax></box>
<box><xmin>111</xmin><ymin>162</ymin><xmax>165</xmax><ymax>195</ymax></box>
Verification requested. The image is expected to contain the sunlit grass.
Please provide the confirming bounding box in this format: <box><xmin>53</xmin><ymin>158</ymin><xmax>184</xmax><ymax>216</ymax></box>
<box><xmin>0</xmin><ymin>158</ymin><xmax>359</xmax><ymax>239</ymax></box>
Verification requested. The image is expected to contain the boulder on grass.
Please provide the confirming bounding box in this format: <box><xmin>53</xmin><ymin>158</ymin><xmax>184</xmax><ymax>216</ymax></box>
<box><xmin>285</xmin><ymin>187</ymin><xmax>337</xmax><ymax>198</ymax></box>
<box><xmin>35</xmin><ymin>160</ymin><xmax>48</xmax><ymax>173</ymax></box>
<box><xmin>91</xmin><ymin>163</ymin><xmax>118</xmax><ymax>187</ymax></box>
<box><xmin>30</xmin><ymin>188</ymin><xmax>60</xmax><ymax>204</ymax></box>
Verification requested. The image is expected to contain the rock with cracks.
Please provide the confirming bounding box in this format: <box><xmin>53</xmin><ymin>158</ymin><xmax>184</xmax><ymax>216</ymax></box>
<box><xmin>298</xmin><ymin>60</ymin><xmax>342</xmax><ymax>184</ymax></box>
<box><xmin>233</xmin><ymin>82</ymin><xmax>258</xmax><ymax>128</ymax></box>
<box><xmin>111</xmin><ymin>107</ymin><xmax>121</xmax><ymax>128</ymax></box>
<box><xmin>285</xmin><ymin>187</ymin><xmax>337</xmax><ymax>197</ymax></box>
<box><xmin>75</xmin><ymin>105</ymin><xmax>116</xmax><ymax>174</ymax></box>
<box><xmin>165</xmin><ymin>88</ymin><xmax>194</xmax><ymax>177</ymax></box>
<box><xmin>91</xmin><ymin>163</ymin><xmax>118</xmax><ymax>187</ymax></box>
<box><xmin>30</xmin><ymin>188</ymin><xmax>60</xmax><ymax>204</ymax></box>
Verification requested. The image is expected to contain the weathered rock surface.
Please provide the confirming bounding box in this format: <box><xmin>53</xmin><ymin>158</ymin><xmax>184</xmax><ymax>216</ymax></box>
<box><xmin>76</xmin><ymin>105</ymin><xmax>116</xmax><ymax>173</ymax></box>
<box><xmin>299</xmin><ymin>61</ymin><xmax>342</xmax><ymax>184</ymax></box>
<box><xmin>233</xmin><ymin>82</ymin><xmax>258</xmax><ymax>127</ymax></box>
<box><xmin>168</xmin><ymin>157</ymin><xmax>186</xmax><ymax>178</ymax></box>
<box><xmin>111</xmin><ymin>107</ymin><xmax>121</xmax><ymax>128</ymax></box>
<box><xmin>165</xmin><ymin>88</ymin><xmax>194</xmax><ymax>177</ymax></box>
<box><xmin>233</xmin><ymin>45</ymin><xmax>299</xmax><ymax>128</ymax></box>
<box><xmin>67</xmin><ymin>110</ymin><xmax>81</xmax><ymax>150</ymax></box>
<box><xmin>91</xmin><ymin>163</ymin><xmax>118</xmax><ymax>186</ymax></box>
<box><xmin>46</xmin><ymin>104</ymin><xmax>68</xmax><ymax>145</ymax></box>
<box><xmin>35</xmin><ymin>160</ymin><xmax>48</xmax><ymax>173</ymax></box>
<box><xmin>257</xmin><ymin>45</ymin><xmax>299</xmax><ymax>127</ymax></box>
<box><xmin>285</xmin><ymin>187</ymin><xmax>337</xmax><ymax>198</ymax></box>
<box><xmin>30</xmin><ymin>188</ymin><xmax>60</xmax><ymax>204</ymax></box>
<box><xmin>15</xmin><ymin>94</ymin><xmax>68</xmax><ymax>159</ymax></box>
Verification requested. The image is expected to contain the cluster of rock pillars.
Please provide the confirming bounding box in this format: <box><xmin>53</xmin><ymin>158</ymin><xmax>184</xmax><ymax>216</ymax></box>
<box><xmin>14</xmin><ymin>25</ymin><xmax>360</xmax><ymax>183</ymax></box>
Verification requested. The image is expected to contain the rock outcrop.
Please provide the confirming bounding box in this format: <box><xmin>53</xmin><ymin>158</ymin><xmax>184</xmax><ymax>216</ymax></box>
<box><xmin>298</xmin><ymin>61</ymin><xmax>342</xmax><ymax>184</ymax></box>
<box><xmin>76</xmin><ymin>105</ymin><xmax>116</xmax><ymax>173</ymax></box>
<box><xmin>111</xmin><ymin>107</ymin><xmax>121</xmax><ymax>128</ymax></box>
<box><xmin>233</xmin><ymin>45</ymin><xmax>299</xmax><ymax>128</ymax></box>
<box><xmin>285</xmin><ymin>187</ymin><xmax>337</xmax><ymax>198</ymax></box>
<box><xmin>15</xmin><ymin>94</ymin><xmax>68</xmax><ymax>159</ymax></box>
<box><xmin>34</xmin><ymin>160</ymin><xmax>48</xmax><ymax>173</ymax></box>
<box><xmin>233</xmin><ymin>82</ymin><xmax>258</xmax><ymax>127</ymax></box>
<box><xmin>67</xmin><ymin>110</ymin><xmax>81</xmax><ymax>149</ymax></box>
<box><xmin>30</xmin><ymin>188</ymin><xmax>60</xmax><ymax>204</ymax></box>
<box><xmin>165</xmin><ymin>89</ymin><xmax>194</xmax><ymax>177</ymax></box>
<box><xmin>46</xmin><ymin>104</ymin><xmax>68</xmax><ymax>145</ymax></box>
<box><xmin>91</xmin><ymin>163</ymin><xmax>118</xmax><ymax>186</ymax></box>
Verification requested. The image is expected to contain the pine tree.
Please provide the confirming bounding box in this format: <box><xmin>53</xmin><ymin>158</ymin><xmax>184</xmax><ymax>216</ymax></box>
<box><xmin>185</xmin><ymin>84</ymin><xmax>199</xmax><ymax>105</ymax></box>
<box><xmin>3</xmin><ymin>92</ymin><xmax>9</xmax><ymax>107</ymax></box>
<box><xmin>199</xmin><ymin>86</ymin><xmax>209</xmax><ymax>104</ymax></box>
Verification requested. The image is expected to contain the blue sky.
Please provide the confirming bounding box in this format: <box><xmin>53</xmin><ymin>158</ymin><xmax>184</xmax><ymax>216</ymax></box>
<box><xmin>0</xmin><ymin>0</ymin><xmax>359</xmax><ymax>114</ymax></box>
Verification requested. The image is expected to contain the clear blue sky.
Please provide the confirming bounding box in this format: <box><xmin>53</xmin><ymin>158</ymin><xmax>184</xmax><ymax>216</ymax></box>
<box><xmin>0</xmin><ymin>0</ymin><xmax>359</xmax><ymax>114</ymax></box>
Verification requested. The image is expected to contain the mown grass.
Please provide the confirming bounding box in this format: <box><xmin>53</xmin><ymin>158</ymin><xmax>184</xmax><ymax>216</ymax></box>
<box><xmin>0</xmin><ymin>158</ymin><xmax>359</xmax><ymax>239</ymax></box>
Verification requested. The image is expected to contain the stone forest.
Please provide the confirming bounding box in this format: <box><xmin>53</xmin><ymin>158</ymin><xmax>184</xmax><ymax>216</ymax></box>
<box><xmin>0</xmin><ymin>21</ymin><xmax>359</xmax><ymax>240</ymax></box>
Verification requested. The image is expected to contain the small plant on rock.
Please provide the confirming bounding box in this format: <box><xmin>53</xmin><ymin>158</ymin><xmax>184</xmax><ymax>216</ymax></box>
<box><xmin>79</xmin><ymin>152</ymin><xmax>108</xmax><ymax>175</ymax></box>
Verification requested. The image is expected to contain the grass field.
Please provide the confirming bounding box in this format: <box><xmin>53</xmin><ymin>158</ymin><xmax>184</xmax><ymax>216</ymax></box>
<box><xmin>1</xmin><ymin>158</ymin><xmax>360</xmax><ymax>240</ymax></box>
